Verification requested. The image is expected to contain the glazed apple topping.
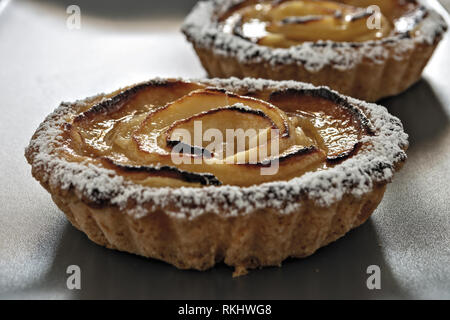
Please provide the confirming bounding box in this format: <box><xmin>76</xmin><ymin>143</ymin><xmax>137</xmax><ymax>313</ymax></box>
<box><xmin>67</xmin><ymin>80</ymin><xmax>373</xmax><ymax>187</ymax></box>
<box><xmin>220</xmin><ymin>0</ymin><xmax>421</xmax><ymax>47</ymax></box>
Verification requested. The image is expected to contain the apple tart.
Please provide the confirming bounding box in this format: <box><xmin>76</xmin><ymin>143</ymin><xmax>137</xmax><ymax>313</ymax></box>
<box><xmin>25</xmin><ymin>78</ymin><xmax>408</xmax><ymax>276</ymax></box>
<box><xmin>182</xmin><ymin>0</ymin><xmax>447</xmax><ymax>101</ymax></box>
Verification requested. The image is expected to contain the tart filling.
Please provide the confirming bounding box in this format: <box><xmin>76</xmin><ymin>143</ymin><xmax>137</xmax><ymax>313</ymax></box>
<box><xmin>68</xmin><ymin>81</ymin><xmax>372</xmax><ymax>188</ymax></box>
<box><xmin>220</xmin><ymin>0</ymin><xmax>406</xmax><ymax>46</ymax></box>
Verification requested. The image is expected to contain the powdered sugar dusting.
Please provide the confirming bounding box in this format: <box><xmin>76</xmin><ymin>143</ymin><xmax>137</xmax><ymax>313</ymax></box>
<box><xmin>182</xmin><ymin>0</ymin><xmax>447</xmax><ymax>72</ymax></box>
<box><xmin>26</xmin><ymin>78</ymin><xmax>408</xmax><ymax>220</ymax></box>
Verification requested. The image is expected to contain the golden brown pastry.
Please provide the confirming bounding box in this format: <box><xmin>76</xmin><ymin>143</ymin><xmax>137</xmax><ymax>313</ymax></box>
<box><xmin>25</xmin><ymin>78</ymin><xmax>408</xmax><ymax>276</ymax></box>
<box><xmin>182</xmin><ymin>0</ymin><xmax>447</xmax><ymax>101</ymax></box>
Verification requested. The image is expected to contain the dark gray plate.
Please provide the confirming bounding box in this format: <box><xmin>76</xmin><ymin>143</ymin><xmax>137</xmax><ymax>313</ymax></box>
<box><xmin>0</xmin><ymin>0</ymin><xmax>449</xmax><ymax>299</ymax></box>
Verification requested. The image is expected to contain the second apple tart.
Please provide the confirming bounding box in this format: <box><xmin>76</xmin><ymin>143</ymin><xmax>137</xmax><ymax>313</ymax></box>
<box><xmin>182</xmin><ymin>0</ymin><xmax>447</xmax><ymax>101</ymax></box>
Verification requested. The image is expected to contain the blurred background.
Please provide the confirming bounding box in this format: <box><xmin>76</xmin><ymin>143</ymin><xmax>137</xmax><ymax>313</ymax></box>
<box><xmin>30</xmin><ymin>0</ymin><xmax>199</xmax><ymax>19</ymax></box>
<box><xmin>0</xmin><ymin>0</ymin><xmax>205</xmax><ymax>103</ymax></box>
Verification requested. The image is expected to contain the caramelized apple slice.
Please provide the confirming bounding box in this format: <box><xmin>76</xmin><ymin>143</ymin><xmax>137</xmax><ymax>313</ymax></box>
<box><xmin>266</xmin><ymin>0</ymin><xmax>391</xmax><ymax>42</ymax></box>
<box><xmin>101</xmin><ymin>157</ymin><xmax>222</xmax><ymax>186</ymax></box>
<box><xmin>70</xmin><ymin>80</ymin><xmax>206</xmax><ymax>156</ymax></box>
<box><xmin>269</xmin><ymin>88</ymin><xmax>373</xmax><ymax>162</ymax></box>
<box><xmin>133</xmin><ymin>89</ymin><xmax>290</xmax><ymax>155</ymax></box>
<box><xmin>165</xmin><ymin>104</ymin><xmax>276</xmax><ymax>157</ymax></box>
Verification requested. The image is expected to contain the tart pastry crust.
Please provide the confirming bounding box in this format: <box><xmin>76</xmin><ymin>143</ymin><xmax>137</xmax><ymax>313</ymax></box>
<box><xmin>25</xmin><ymin>78</ymin><xmax>408</xmax><ymax>276</ymax></box>
<box><xmin>182</xmin><ymin>0</ymin><xmax>447</xmax><ymax>101</ymax></box>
